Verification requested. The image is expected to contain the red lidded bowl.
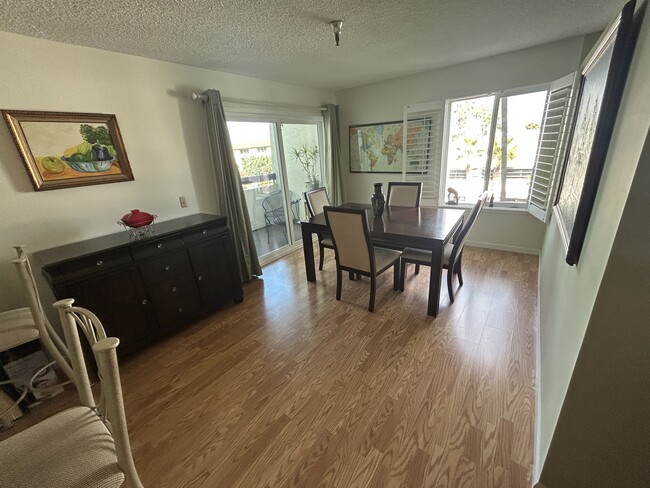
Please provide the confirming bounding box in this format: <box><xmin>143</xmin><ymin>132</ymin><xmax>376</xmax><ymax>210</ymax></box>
<box><xmin>120</xmin><ymin>209</ymin><xmax>155</xmax><ymax>228</ymax></box>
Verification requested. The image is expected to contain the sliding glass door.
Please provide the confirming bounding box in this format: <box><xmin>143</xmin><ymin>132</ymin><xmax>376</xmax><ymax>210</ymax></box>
<box><xmin>227</xmin><ymin>119</ymin><xmax>324</xmax><ymax>261</ymax></box>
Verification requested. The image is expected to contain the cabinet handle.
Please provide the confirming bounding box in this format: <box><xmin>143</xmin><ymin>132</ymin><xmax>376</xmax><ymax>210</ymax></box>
<box><xmin>157</xmin><ymin>243</ymin><xmax>163</xmax><ymax>249</ymax></box>
<box><xmin>164</xmin><ymin>265</ymin><xmax>171</xmax><ymax>271</ymax></box>
<box><xmin>141</xmin><ymin>299</ymin><xmax>147</xmax><ymax>305</ymax></box>
<box><xmin>178</xmin><ymin>307</ymin><xmax>183</xmax><ymax>313</ymax></box>
<box><xmin>171</xmin><ymin>286</ymin><xmax>177</xmax><ymax>292</ymax></box>
<box><xmin>202</xmin><ymin>229</ymin><xmax>207</xmax><ymax>235</ymax></box>
<box><xmin>197</xmin><ymin>275</ymin><xmax>203</xmax><ymax>281</ymax></box>
<box><xmin>96</xmin><ymin>260</ymin><xmax>103</xmax><ymax>266</ymax></box>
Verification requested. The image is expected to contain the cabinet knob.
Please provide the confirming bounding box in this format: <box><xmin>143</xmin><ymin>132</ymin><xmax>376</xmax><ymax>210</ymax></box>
<box><xmin>96</xmin><ymin>260</ymin><xmax>103</xmax><ymax>266</ymax></box>
<box><xmin>164</xmin><ymin>265</ymin><xmax>171</xmax><ymax>271</ymax></box>
<box><xmin>197</xmin><ymin>275</ymin><xmax>203</xmax><ymax>281</ymax></box>
<box><xmin>171</xmin><ymin>286</ymin><xmax>177</xmax><ymax>292</ymax></box>
<box><xmin>178</xmin><ymin>307</ymin><xmax>183</xmax><ymax>313</ymax></box>
<box><xmin>202</xmin><ymin>229</ymin><xmax>207</xmax><ymax>235</ymax></box>
<box><xmin>141</xmin><ymin>299</ymin><xmax>148</xmax><ymax>305</ymax></box>
<box><xmin>157</xmin><ymin>243</ymin><xmax>163</xmax><ymax>249</ymax></box>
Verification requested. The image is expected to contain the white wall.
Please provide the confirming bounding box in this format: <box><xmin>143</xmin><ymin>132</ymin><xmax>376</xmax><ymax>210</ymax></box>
<box><xmin>538</xmin><ymin>2</ymin><xmax>650</xmax><ymax>475</ymax></box>
<box><xmin>335</xmin><ymin>36</ymin><xmax>592</xmax><ymax>253</ymax></box>
<box><xmin>0</xmin><ymin>31</ymin><xmax>334</xmax><ymax>312</ymax></box>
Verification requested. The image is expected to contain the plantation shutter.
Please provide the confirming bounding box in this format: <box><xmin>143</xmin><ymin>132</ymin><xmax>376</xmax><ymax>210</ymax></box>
<box><xmin>527</xmin><ymin>73</ymin><xmax>577</xmax><ymax>222</ymax></box>
<box><xmin>402</xmin><ymin>101</ymin><xmax>444</xmax><ymax>205</ymax></box>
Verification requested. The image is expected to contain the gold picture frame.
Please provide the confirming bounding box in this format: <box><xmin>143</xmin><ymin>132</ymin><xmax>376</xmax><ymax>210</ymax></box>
<box><xmin>2</xmin><ymin>110</ymin><xmax>134</xmax><ymax>191</ymax></box>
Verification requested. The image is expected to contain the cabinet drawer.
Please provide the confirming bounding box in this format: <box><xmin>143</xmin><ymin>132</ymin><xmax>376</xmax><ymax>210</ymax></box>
<box><xmin>131</xmin><ymin>234</ymin><xmax>184</xmax><ymax>261</ymax></box>
<box><xmin>139</xmin><ymin>249</ymin><xmax>191</xmax><ymax>286</ymax></box>
<box><xmin>182</xmin><ymin>223</ymin><xmax>225</xmax><ymax>244</ymax></box>
<box><xmin>154</xmin><ymin>292</ymin><xmax>202</xmax><ymax>329</ymax></box>
<box><xmin>147</xmin><ymin>272</ymin><xmax>197</xmax><ymax>303</ymax></box>
<box><xmin>46</xmin><ymin>248</ymin><xmax>132</xmax><ymax>281</ymax></box>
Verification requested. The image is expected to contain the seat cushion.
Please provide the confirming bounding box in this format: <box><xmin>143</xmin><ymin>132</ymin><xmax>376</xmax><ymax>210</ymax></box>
<box><xmin>373</xmin><ymin>247</ymin><xmax>402</xmax><ymax>272</ymax></box>
<box><xmin>320</xmin><ymin>236</ymin><xmax>334</xmax><ymax>248</ymax></box>
<box><xmin>0</xmin><ymin>406</ymin><xmax>124</xmax><ymax>488</ymax></box>
<box><xmin>0</xmin><ymin>308</ymin><xmax>39</xmax><ymax>351</ymax></box>
<box><xmin>401</xmin><ymin>243</ymin><xmax>453</xmax><ymax>265</ymax></box>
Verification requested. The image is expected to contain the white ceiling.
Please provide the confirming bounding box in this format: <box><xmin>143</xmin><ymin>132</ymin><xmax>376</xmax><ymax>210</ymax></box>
<box><xmin>0</xmin><ymin>0</ymin><xmax>623</xmax><ymax>91</ymax></box>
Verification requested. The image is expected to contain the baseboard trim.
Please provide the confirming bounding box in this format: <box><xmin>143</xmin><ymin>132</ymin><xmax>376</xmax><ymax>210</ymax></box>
<box><xmin>534</xmin><ymin>252</ymin><xmax>543</xmax><ymax>485</ymax></box>
<box><xmin>466</xmin><ymin>240</ymin><xmax>540</xmax><ymax>256</ymax></box>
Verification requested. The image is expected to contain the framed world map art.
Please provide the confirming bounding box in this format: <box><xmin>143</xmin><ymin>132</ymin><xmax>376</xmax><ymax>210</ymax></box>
<box><xmin>349</xmin><ymin>121</ymin><xmax>404</xmax><ymax>173</ymax></box>
<box><xmin>554</xmin><ymin>0</ymin><xmax>637</xmax><ymax>265</ymax></box>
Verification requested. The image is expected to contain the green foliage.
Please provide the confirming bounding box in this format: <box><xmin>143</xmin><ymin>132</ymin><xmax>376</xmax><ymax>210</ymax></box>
<box><xmin>525</xmin><ymin>122</ymin><xmax>540</xmax><ymax>130</ymax></box>
<box><xmin>291</xmin><ymin>145</ymin><xmax>320</xmax><ymax>185</ymax></box>
<box><xmin>80</xmin><ymin>124</ymin><xmax>113</xmax><ymax>146</ymax></box>
<box><xmin>492</xmin><ymin>137</ymin><xmax>518</xmax><ymax>169</ymax></box>
<box><xmin>241</xmin><ymin>155</ymin><xmax>273</xmax><ymax>177</ymax></box>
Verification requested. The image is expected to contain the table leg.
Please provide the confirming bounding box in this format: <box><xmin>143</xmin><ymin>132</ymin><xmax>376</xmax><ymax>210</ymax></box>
<box><xmin>302</xmin><ymin>224</ymin><xmax>316</xmax><ymax>282</ymax></box>
<box><xmin>427</xmin><ymin>242</ymin><xmax>444</xmax><ymax>316</ymax></box>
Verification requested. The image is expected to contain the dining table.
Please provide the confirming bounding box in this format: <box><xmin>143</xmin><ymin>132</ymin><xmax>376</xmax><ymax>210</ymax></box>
<box><xmin>300</xmin><ymin>203</ymin><xmax>466</xmax><ymax>316</ymax></box>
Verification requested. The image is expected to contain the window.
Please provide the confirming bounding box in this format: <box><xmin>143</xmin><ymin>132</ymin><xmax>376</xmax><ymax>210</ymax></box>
<box><xmin>226</xmin><ymin>117</ymin><xmax>325</xmax><ymax>260</ymax></box>
<box><xmin>441</xmin><ymin>87</ymin><xmax>548</xmax><ymax>207</ymax></box>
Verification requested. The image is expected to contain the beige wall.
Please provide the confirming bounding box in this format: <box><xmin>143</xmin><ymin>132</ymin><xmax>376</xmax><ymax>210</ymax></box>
<box><xmin>0</xmin><ymin>31</ymin><xmax>334</xmax><ymax>312</ymax></box>
<box><xmin>335</xmin><ymin>36</ymin><xmax>590</xmax><ymax>253</ymax></box>
<box><xmin>538</xmin><ymin>2</ymin><xmax>650</xmax><ymax>482</ymax></box>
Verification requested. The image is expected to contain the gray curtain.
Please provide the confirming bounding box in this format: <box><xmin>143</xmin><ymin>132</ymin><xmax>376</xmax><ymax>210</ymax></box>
<box><xmin>323</xmin><ymin>104</ymin><xmax>343</xmax><ymax>205</ymax></box>
<box><xmin>202</xmin><ymin>89</ymin><xmax>262</xmax><ymax>281</ymax></box>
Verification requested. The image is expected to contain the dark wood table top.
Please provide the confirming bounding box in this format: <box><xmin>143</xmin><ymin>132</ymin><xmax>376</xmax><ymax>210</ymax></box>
<box><xmin>302</xmin><ymin>203</ymin><xmax>466</xmax><ymax>249</ymax></box>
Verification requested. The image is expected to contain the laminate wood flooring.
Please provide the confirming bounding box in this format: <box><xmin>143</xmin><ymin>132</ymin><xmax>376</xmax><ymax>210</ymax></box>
<box><xmin>2</xmin><ymin>246</ymin><xmax>538</xmax><ymax>487</ymax></box>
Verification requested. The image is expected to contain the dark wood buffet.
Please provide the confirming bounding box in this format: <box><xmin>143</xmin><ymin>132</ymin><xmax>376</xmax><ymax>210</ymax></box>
<box><xmin>34</xmin><ymin>214</ymin><xmax>243</xmax><ymax>355</ymax></box>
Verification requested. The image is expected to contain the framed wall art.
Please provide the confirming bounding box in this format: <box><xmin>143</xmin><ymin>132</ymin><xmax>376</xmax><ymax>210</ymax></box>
<box><xmin>349</xmin><ymin>121</ymin><xmax>404</xmax><ymax>173</ymax></box>
<box><xmin>2</xmin><ymin>110</ymin><xmax>134</xmax><ymax>191</ymax></box>
<box><xmin>554</xmin><ymin>0</ymin><xmax>637</xmax><ymax>265</ymax></box>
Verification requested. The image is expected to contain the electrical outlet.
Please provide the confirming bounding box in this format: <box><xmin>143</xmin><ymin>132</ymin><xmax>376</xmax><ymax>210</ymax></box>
<box><xmin>179</xmin><ymin>196</ymin><xmax>188</xmax><ymax>208</ymax></box>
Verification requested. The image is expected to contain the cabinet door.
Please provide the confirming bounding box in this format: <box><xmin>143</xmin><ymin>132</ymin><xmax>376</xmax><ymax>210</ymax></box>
<box><xmin>60</xmin><ymin>267</ymin><xmax>156</xmax><ymax>354</ymax></box>
<box><xmin>187</xmin><ymin>235</ymin><xmax>242</xmax><ymax>307</ymax></box>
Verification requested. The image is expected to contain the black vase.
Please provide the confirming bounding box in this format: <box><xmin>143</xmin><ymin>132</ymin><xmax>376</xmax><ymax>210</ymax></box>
<box><xmin>371</xmin><ymin>183</ymin><xmax>385</xmax><ymax>218</ymax></box>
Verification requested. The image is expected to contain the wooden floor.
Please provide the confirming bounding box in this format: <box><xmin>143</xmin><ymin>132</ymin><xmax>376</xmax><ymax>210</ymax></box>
<box><xmin>3</xmin><ymin>246</ymin><xmax>538</xmax><ymax>487</ymax></box>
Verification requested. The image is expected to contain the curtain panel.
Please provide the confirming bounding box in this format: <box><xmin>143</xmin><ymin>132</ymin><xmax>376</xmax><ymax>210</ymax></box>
<box><xmin>201</xmin><ymin>89</ymin><xmax>262</xmax><ymax>281</ymax></box>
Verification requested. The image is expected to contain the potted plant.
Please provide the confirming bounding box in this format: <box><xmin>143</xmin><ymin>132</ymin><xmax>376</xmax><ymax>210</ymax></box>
<box><xmin>291</xmin><ymin>145</ymin><xmax>320</xmax><ymax>191</ymax></box>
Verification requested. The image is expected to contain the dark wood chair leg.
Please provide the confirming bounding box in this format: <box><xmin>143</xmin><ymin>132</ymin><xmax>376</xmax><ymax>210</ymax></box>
<box><xmin>456</xmin><ymin>254</ymin><xmax>464</xmax><ymax>286</ymax></box>
<box><xmin>415</xmin><ymin>264</ymin><xmax>420</xmax><ymax>275</ymax></box>
<box><xmin>318</xmin><ymin>243</ymin><xmax>325</xmax><ymax>270</ymax></box>
<box><xmin>349</xmin><ymin>271</ymin><xmax>356</xmax><ymax>280</ymax></box>
<box><xmin>447</xmin><ymin>268</ymin><xmax>455</xmax><ymax>303</ymax></box>
<box><xmin>369</xmin><ymin>276</ymin><xmax>376</xmax><ymax>312</ymax></box>
<box><xmin>400</xmin><ymin>260</ymin><xmax>407</xmax><ymax>291</ymax></box>
<box><xmin>393</xmin><ymin>262</ymin><xmax>400</xmax><ymax>290</ymax></box>
<box><xmin>336</xmin><ymin>268</ymin><xmax>342</xmax><ymax>300</ymax></box>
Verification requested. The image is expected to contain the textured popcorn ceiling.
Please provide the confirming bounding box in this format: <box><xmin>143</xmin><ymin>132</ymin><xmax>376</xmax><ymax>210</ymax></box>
<box><xmin>0</xmin><ymin>0</ymin><xmax>620</xmax><ymax>90</ymax></box>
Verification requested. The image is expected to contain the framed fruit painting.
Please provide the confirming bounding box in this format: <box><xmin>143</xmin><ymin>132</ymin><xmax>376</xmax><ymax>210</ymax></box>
<box><xmin>2</xmin><ymin>110</ymin><xmax>134</xmax><ymax>191</ymax></box>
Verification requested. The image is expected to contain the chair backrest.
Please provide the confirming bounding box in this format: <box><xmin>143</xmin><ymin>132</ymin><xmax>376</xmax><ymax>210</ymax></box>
<box><xmin>54</xmin><ymin>298</ymin><xmax>143</xmax><ymax>488</ymax></box>
<box><xmin>449</xmin><ymin>191</ymin><xmax>488</xmax><ymax>265</ymax></box>
<box><xmin>11</xmin><ymin>246</ymin><xmax>74</xmax><ymax>384</ymax></box>
<box><xmin>304</xmin><ymin>187</ymin><xmax>330</xmax><ymax>217</ymax></box>
<box><xmin>324</xmin><ymin>207</ymin><xmax>374</xmax><ymax>273</ymax></box>
<box><xmin>387</xmin><ymin>182</ymin><xmax>422</xmax><ymax>207</ymax></box>
<box><xmin>262</xmin><ymin>190</ymin><xmax>285</xmax><ymax>213</ymax></box>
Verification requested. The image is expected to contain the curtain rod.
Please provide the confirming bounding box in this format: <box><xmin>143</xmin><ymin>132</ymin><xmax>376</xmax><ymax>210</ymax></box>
<box><xmin>191</xmin><ymin>92</ymin><xmax>327</xmax><ymax>111</ymax></box>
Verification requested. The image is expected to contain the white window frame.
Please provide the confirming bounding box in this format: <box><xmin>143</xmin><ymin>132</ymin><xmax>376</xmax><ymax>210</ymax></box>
<box><xmin>439</xmin><ymin>83</ymin><xmax>550</xmax><ymax>209</ymax></box>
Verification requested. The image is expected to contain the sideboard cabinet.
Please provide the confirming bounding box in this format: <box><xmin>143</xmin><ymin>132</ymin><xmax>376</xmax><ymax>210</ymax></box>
<box><xmin>34</xmin><ymin>214</ymin><xmax>243</xmax><ymax>355</ymax></box>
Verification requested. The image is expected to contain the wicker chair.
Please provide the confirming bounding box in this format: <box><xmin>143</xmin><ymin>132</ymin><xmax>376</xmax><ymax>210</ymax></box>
<box><xmin>0</xmin><ymin>299</ymin><xmax>144</xmax><ymax>488</ymax></box>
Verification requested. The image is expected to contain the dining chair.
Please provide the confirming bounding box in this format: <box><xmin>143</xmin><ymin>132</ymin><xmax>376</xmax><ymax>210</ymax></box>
<box><xmin>304</xmin><ymin>187</ymin><xmax>335</xmax><ymax>270</ymax></box>
<box><xmin>324</xmin><ymin>206</ymin><xmax>401</xmax><ymax>312</ymax></box>
<box><xmin>1</xmin><ymin>246</ymin><xmax>73</xmax><ymax>383</ymax></box>
<box><xmin>399</xmin><ymin>191</ymin><xmax>488</xmax><ymax>303</ymax></box>
<box><xmin>386</xmin><ymin>182</ymin><xmax>423</xmax><ymax>207</ymax></box>
<box><xmin>0</xmin><ymin>298</ymin><xmax>144</xmax><ymax>488</ymax></box>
